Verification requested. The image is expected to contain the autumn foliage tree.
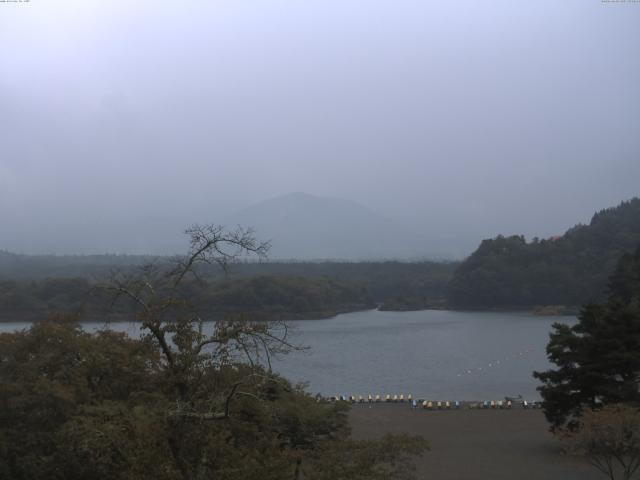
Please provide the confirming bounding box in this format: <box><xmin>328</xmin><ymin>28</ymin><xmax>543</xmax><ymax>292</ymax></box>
<box><xmin>563</xmin><ymin>404</ymin><xmax>640</xmax><ymax>480</ymax></box>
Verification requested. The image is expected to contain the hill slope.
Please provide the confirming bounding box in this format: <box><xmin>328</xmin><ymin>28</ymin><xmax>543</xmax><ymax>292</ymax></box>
<box><xmin>227</xmin><ymin>192</ymin><xmax>431</xmax><ymax>260</ymax></box>
<box><xmin>447</xmin><ymin>198</ymin><xmax>640</xmax><ymax>308</ymax></box>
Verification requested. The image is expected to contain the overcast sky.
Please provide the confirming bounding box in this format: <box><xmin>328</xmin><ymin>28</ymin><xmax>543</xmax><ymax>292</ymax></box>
<box><xmin>1</xmin><ymin>0</ymin><xmax>639</xmax><ymax>256</ymax></box>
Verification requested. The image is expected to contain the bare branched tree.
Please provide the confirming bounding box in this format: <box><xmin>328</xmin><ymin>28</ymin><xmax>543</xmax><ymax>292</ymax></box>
<box><xmin>97</xmin><ymin>224</ymin><xmax>296</xmax><ymax>419</ymax></box>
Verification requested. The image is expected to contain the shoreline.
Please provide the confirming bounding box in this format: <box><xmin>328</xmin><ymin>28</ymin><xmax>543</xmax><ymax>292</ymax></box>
<box><xmin>0</xmin><ymin>306</ymin><xmax>377</xmax><ymax>324</ymax></box>
<box><xmin>0</xmin><ymin>305</ymin><xmax>579</xmax><ymax>324</ymax></box>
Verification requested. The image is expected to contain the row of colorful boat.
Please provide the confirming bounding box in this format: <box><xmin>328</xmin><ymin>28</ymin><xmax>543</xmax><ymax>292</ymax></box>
<box><xmin>327</xmin><ymin>395</ymin><xmax>542</xmax><ymax>409</ymax></box>
<box><xmin>468</xmin><ymin>400</ymin><xmax>542</xmax><ymax>409</ymax></box>
<box><xmin>329</xmin><ymin>394</ymin><xmax>414</xmax><ymax>403</ymax></box>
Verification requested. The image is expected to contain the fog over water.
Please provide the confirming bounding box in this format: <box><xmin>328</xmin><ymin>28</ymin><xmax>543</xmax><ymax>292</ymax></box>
<box><xmin>1</xmin><ymin>0</ymin><xmax>639</xmax><ymax>257</ymax></box>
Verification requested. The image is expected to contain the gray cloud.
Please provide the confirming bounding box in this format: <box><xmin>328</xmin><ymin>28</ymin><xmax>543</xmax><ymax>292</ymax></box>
<box><xmin>0</xmin><ymin>0</ymin><xmax>638</xmax><ymax>256</ymax></box>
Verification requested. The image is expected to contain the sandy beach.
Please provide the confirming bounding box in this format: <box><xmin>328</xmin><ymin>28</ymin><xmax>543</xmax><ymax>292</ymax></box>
<box><xmin>349</xmin><ymin>404</ymin><xmax>603</xmax><ymax>480</ymax></box>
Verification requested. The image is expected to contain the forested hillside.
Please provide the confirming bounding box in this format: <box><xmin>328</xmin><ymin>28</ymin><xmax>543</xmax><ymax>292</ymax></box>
<box><xmin>448</xmin><ymin>198</ymin><xmax>640</xmax><ymax>308</ymax></box>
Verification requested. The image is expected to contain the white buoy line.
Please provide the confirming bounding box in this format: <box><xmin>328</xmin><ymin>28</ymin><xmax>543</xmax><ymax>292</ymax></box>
<box><xmin>455</xmin><ymin>346</ymin><xmax>535</xmax><ymax>378</ymax></box>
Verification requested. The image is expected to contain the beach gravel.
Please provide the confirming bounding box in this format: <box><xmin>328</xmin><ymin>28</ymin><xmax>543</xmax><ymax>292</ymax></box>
<box><xmin>349</xmin><ymin>404</ymin><xmax>603</xmax><ymax>480</ymax></box>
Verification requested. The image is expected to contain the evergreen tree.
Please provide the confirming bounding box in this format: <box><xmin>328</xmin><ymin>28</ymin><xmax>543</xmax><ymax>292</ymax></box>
<box><xmin>534</xmin><ymin>246</ymin><xmax>640</xmax><ymax>431</ymax></box>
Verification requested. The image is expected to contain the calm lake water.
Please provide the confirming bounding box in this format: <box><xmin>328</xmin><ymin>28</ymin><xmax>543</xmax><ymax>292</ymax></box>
<box><xmin>0</xmin><ymin>309</ymin><xmax>573</xmax><ymax>400</ymax></box>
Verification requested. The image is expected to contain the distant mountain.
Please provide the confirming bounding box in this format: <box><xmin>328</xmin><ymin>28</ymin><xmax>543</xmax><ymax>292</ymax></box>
<box><xmin>226</xmin><ymin>192</ymin><xmax>431</xmax><ymax>260</ymax></box>
<box><xmin>447</xmin><ymin>197</ymin><xmax>640</xmax><ymax>308</ymax></box>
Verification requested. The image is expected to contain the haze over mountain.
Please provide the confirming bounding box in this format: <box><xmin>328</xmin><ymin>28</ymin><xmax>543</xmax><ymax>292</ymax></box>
<box><xmin>227</xmin><ymin>192</ymin><xmax>438</xmax><ymax>260</ymax></box>
<box><xmin>1</xmin><ymin>1</ymin><xmax>639</xmax><ymax>258</ymax></box>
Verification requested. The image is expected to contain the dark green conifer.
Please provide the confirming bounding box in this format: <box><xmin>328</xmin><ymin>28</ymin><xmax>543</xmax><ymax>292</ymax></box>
<box><xmin>534</xmin><ymin>247</ymin><xmax>640</xmax><ymax>431</ymax></box>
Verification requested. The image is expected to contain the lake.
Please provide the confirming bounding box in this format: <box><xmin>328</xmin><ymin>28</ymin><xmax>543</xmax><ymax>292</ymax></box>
<box><xmin>0</xmin><ymin>309</ymin><xmax>572</xmax><ymax>401</ymax></box>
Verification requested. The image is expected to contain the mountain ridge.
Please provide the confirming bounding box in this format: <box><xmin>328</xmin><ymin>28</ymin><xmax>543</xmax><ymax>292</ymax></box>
<box><xmin>226</xmin><ymin>192</ymin><xmax>436</xmax><ymax>260</ymax></box>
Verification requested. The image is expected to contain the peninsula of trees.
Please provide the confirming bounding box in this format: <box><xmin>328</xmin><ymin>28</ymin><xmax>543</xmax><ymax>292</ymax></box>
<box><xmin>0</xmin><ymin>259</ymin><xmax>455</xmax><ymax>321</ymax></box>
